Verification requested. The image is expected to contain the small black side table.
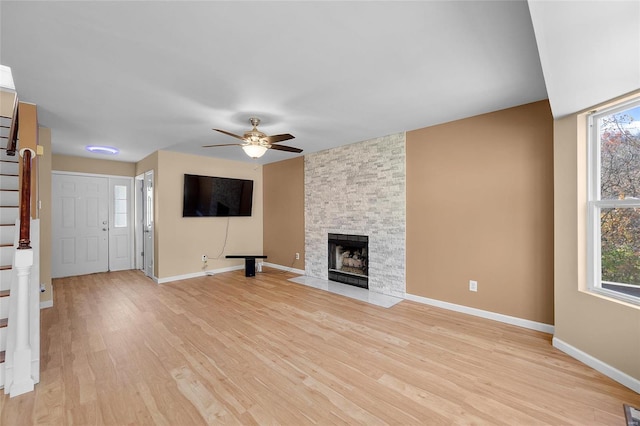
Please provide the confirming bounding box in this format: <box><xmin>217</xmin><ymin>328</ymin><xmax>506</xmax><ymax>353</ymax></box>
<box><xmin>225</xmin><ymin>255</ymin><xmax>267</xmax><ymax>277</ymax></box>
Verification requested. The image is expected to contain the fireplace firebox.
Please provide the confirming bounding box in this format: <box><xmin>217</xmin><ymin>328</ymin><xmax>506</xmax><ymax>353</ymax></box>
<box><xmin>328</xmin><ymin>233</ymin><xmax>368</xmax><ymax>289</ymax></box>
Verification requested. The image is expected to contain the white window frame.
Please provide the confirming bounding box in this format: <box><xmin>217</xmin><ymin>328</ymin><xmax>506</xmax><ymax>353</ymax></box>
<box><xmin>587</xmin><ymin>97</ymin><xmax>640</xmax><ymax>306</ymax></box>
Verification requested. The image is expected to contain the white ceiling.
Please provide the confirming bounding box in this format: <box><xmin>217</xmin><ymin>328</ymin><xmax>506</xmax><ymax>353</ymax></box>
<box><xmin>1</xmin><ymin>1</ymin><xmax>638</xmax><ymax>164</ymax></box>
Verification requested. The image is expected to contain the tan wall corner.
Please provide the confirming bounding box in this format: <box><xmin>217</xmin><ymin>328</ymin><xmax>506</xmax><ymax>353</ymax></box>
<box><xmin>263</xmin><ymin>157</ymin><xmax>305</xmax><ymax>270</ymax></box>
<box><xmin>406</xmin><ymin>100</ymin><xmax>555</xmax><ymax>325</ymax></box>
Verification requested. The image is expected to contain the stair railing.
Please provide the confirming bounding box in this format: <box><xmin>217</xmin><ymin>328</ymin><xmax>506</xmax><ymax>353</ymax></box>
<box><xmin>5</xmin><ymin>93</ymin><xmax>18</xmax><ymax>156</ymax></box>
<box><xmin>18</xmin><ymin>149</ymin><xmax>32</xmax><ymax>249</ymax></box>
<box><xmin>3</xmin><ymin>96</ymin><xmax>37</xmax><ymax>396</ymax></box>
<box><xmin>9</xmin><ymin>147</ymin><xmax>35</xmax><ymax>397</ymax></box>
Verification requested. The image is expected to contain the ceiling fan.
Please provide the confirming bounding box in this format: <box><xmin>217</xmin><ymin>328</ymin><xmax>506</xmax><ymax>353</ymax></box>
<box><xmin>203</xmin><ymin>117</ymin><xmax>302</xmax><ymax>159</ymax></box>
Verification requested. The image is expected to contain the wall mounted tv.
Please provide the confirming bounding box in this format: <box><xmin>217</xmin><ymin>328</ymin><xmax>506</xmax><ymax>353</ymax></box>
<box><xmin>182</xmin><ymin>174</ymin><xmax>254</xmax><ymax>217</ymax></box>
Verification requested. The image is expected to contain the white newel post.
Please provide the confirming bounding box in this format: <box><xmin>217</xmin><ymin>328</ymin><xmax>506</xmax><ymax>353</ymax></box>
<box><xmin>9</xmin><ymin>230</ymin><xmax>35</xmax><ymax>397</ymax></box>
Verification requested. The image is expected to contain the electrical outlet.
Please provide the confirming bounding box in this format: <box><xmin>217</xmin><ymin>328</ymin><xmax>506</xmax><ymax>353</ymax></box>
<box><xmin>201</xmin><ymin>254</ymin><xmax>208</xmax><ymax>262</ymax></box>
<box><xmin>295</xmin><ymin>252</ymin><xmax>300</xmax><ymax>260</ymax></box>
<box><xmin>469</xmin><ymin>280</ymin><xmax>478</xmax><ymax>292</ymax></box>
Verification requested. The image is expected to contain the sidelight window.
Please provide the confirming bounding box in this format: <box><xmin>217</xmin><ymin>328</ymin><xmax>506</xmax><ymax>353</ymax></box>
<box><xmin>114</xmin><ymin>184</ymin><xmax>127</xmax><ymax>228</ymax></box>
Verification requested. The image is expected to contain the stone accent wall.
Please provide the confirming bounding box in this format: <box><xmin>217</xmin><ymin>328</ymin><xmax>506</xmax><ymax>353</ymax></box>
<box><xmin>304</xmin><ymin>133</ymin><xmax>406</xmax><ymax>297</ymax></box>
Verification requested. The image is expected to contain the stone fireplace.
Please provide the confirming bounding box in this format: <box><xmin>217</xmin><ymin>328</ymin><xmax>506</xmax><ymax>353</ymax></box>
<box><xmin>304</xmin><ymin>132</ymin><xmax>406</xmax><ymax>297</ymax></box>
<box><xmin>328</xmin><ymin>233</ymin><xmax>368</xmax><ymax>289</ymax></box>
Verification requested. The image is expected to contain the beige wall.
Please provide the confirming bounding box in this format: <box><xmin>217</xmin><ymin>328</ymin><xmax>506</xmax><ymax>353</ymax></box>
<box><xmin>0</xmin><ymin>90</ymin><xmax>17</xmax><ymax>118</ymax></box>
<box><xmin>406</xmin><ymin>100</ymin><xmax>555</xmax><ymax>325</ymax></box>
<box><xmin>38</xmin><ymin>128</ymin><xmax>52</xmax><ymax>305</ymax></box>
<box><xmin>52</xmin><ymin>154</ymin><xmax>136</xmax><ymax>176</ymax></box>
<box><xmin>263</xmin><ymin>157</ymin><xmax>305</xmax><ymax>270</ymax></box>
<box><xmin>135</xmin><ymin>151</ymin><xmax>158</xmax><ymax>177</ymax></box>
<box><xmin>154</xmin><ymin>151</ymin><xmax>263</xmax><ymax>279</ymax></box>
<box><xmin>554</xmin><ymin>93</ymin><xmax>640</xmax><ymax>381</ymax></box>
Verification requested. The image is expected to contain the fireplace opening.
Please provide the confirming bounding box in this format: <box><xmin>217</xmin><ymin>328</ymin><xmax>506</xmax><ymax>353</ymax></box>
<box><xmin>328</xmin><ymin>233</ymin><xmax>368</xmax><ymax>289</ymax></box>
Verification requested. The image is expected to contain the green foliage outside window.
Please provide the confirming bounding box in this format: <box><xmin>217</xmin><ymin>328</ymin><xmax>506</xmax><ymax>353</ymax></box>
<box><xmin>599</xmin><ymin>111</ymin><xmax>640</xmax><ymax>286</ymax></box>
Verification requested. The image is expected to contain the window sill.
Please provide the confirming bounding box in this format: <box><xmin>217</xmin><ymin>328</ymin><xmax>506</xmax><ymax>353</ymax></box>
<box><xmin>581</xmin><ymin>287</ymin><xmax>640</xmax><ymax>310</ymax></box>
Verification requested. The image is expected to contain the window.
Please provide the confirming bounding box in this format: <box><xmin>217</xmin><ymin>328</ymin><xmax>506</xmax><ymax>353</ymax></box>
<box><xmin>113</xmin><ymin>184</ymin><xmax>127</xmax><ymax>228</ymax></box>
<box><xmin>588</xmin><ymin>97</ymin><xmax>640</xmax><ymax>305</ymax></box>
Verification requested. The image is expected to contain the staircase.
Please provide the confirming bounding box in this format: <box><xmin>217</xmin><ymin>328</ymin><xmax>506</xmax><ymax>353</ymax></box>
<box><xmin>0</xmin><ymin>115</ymin><xmax>18</xmax><ymax>387</ymax></box>
<box><xmin>0</xmin><ymin>70</ymin><xmax>40</xmax><ymax>396</ymax></box>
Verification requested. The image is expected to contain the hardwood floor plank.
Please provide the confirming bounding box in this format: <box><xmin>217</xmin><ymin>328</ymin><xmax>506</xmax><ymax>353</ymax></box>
<box><xmin>170</xmin><ymin>365</ymin><xmax>241</xmax><ymax>425</ymax></box>
<box><xmin>1</xmin><ymin>269</ymin><xmax>638</xmax><ymax>425</ymax></box>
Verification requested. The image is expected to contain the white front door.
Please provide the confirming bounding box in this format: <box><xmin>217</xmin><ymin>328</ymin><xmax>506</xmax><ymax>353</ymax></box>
<box><xmin>52</xmin><ymin>173</ymin><xmax>134</xmax><ymax>278</ymax></box>
<box><xmin>52</xmin><ymin>174</ymin><xmax>109</xmax><ymax>278</ymax></box>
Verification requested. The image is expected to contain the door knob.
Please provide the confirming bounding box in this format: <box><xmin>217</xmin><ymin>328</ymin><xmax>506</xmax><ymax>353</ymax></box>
<box><xmin>102</xmin><ymin>228</ymin><xmax>107</xmax><ymax>231</ymax></box>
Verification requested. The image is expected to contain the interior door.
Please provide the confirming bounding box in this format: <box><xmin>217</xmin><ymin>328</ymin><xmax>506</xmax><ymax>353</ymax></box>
<box><xmin>143</xmin><ymin>171</ymin><xmax>154</xmax><ymax>278</ymax></box>
<box><xmin>108</xmin><ymin>177</ymin><xmax>133</xmax><ymax>271</ymax></box>
<box><xmin>52</xmin><ymin>174</ymin><xmax>109</xmax><ymax>278</ymax></box>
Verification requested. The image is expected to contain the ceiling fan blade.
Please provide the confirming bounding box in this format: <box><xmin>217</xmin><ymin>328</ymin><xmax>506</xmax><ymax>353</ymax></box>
<box><xmin>202</xmin><ymin>143</ymin><xmax>243</xmax><ymax>148</ymax></box>
<box><xmin>269</xmin><ymin>144</ymin><xmax>303</xmax><ymax>153</ymax></box>
<box><xmin>213</xmin><ymin>128</ymin><xmax>246</xmax><ymax>141</ymax></box>
<box><xmin>266</xmin><ymin>133</ymin><xmax>295</xmax><ymax>143</ymax></box>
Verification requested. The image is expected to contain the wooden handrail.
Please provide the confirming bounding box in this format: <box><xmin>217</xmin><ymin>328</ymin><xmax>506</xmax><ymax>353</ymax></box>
<box><xmin>6</xmin><ymin>95</ymin><xmax>19</xmax><ymax>156</ymax></box>
<box><xmin>18</xmin><ymin>148</ymin><xmax>32</xmax><ymax>249</ymax></box>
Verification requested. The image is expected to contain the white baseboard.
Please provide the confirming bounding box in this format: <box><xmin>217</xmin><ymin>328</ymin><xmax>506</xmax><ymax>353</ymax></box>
<box><xmin>263</xmin><ymin>262</ymin><xmax>305</xmax><ymax>276</ymax></box>
<box><xmin>404</xmin><ymin>293</ymin><xmax>555</xmax><ymax>334</ymax></box>
<box><xmin>154</xmin><ymin>262</ymin><xmax>303</xmax><ymax>284</ymax></box>
<box><xmin>40</xmin><ymin>285</ymin><xmax>53</xmax><ymax>309</ymax></box>
<box><xmin>552</xmin><ymin>337</ymin><xmax>640</xmax><ymax>394</ymax></box>
<box><xmin>156</xmin><ymin>265</ymin><xmax>244</xmax><ymax>284</ymax></box>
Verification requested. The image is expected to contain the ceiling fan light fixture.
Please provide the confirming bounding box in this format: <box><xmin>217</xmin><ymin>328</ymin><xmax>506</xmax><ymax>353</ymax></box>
<box><xmin>207</xmin><ymin>117</ymin><xmax>299</xmax><ymax>157</ymax></box>
<box><xmin>242</xmin><ymin>144</ymin><xmax>268</xmax><ymax>158</ymax></box>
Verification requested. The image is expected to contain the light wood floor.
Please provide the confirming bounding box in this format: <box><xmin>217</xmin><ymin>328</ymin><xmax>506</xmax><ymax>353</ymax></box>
<box><xmin>1</xmin><ymin>269</ymin><xmax>638</xmax><ymax>425</ymax></box>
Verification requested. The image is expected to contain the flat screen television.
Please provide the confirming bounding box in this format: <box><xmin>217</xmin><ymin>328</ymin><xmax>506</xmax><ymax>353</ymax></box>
<box><xmin>182</xmin><ymin>174</ymin><xmax>253</xmax><ymax>217</ymax></box>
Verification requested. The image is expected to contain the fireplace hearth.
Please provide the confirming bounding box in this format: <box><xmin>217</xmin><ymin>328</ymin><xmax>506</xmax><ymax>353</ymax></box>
<box><xmin>328</xmin><ymin>233</ymin><xmax>368</xmax><ymax>289</ymax></box>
